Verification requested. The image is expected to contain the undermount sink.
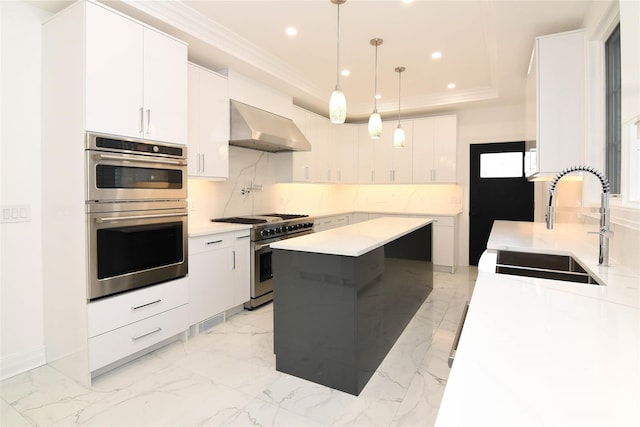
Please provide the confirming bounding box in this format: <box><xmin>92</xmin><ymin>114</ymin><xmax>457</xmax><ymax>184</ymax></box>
<box><xmin>496</xmin><ymin>250</ymin><xmax>603</xmax><ymax>285</ymax></box>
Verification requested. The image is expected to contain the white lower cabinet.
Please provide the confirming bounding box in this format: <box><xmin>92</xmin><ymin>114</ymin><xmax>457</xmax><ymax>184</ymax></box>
<box><xmin>188</xmin><ymin>230</ymin><xmax>250</xmax><ymax>326</ymax></box>
<box><xmin>429</xmin><ymin>216</ymin><xmax>459</xmax><ymax>272</ymax></box>
<box><xmin>313</xmin><ymin>214</ymin><xmax>350</xmax><ymax>232</ymax></box>
<box><xmin>88</xmin><ymin>304</ymin><xmax>188</xmax><ymax>372</ymax></box>
<box><xmin>87</xmin><ymin>277</ymin><xmax>189</xmax><ymax>372</ymax></box>
<box><xmin>367</xmin><ymin>213</ymin><xmax>459</xmax><ymax>272</ymax></box>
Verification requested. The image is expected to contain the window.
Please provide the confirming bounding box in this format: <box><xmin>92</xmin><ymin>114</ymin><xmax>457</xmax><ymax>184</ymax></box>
<box><xmin>605</xmin><ymin>24</ymin><xmax>621</xmax><ymax>194</ymax></box>
<box><xmin>479</xmin><ymin>152</ymin><xmax>523</xmax><ymax>178</ymax></box>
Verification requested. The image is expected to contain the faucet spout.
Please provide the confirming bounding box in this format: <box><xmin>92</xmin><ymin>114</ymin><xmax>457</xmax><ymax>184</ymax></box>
<box><xmin>546</xmin><ymin>166</ymin><xmax>611</xmax><ymax>266</ymax></box>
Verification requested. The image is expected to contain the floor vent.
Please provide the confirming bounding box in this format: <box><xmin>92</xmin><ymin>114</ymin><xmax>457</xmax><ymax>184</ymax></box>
<box><xmin>199</xmin><ymin>313</ymin><xmax>225</xmax><ymax>334</ymax></box>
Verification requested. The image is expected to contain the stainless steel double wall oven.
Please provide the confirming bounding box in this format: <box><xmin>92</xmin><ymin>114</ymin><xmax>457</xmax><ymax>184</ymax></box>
<box><xmin>85</xmin><ymin>133</ymin><xmax>188</xmax><ymax>300</ymax></box>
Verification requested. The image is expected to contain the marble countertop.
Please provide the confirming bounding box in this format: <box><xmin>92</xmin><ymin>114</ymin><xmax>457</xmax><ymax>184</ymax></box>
<box><xmin>188</xmin><ymin>222</ymin><xmax>252</xmax><ymax>237</ymax></box>
<box><xmin>436</xmin><ymin>220</ymin><xmax>640</xmax><ymax>427</ymax></box>
<box><xmin>270</xmin><ymin>217</ymin><xmax>433</xmax><ymax>257</ymax></box>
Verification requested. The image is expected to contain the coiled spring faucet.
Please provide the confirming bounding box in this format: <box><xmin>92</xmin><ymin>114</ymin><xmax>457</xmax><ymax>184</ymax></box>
<box><xmin>546</xmin><ymin>165</ymin><xmax>612</xmax><ymax>266</ymax></box>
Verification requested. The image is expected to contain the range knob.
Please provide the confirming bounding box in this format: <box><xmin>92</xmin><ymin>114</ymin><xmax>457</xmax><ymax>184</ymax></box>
<box><xmin>269</xmin><ymin>228</ymin><xmax>276</xmax><ymax>235</ymax></box>
<box><xmin>287</xmin><ymin>225</ymin><xmax>293</xmax><ymax>232</ymax></box>
<box><xmin>275</xmin><ymin>227</ymin><xmax>282</xmax><ymax>233</ymax></box>
<box><xmin>260</xmin><ymin>229</ymin><xmax>268</xmax><ymax>237</ymax></box>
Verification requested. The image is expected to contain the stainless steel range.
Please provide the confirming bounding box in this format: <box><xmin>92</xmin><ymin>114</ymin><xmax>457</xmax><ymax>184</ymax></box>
<box><xmin>211</xmin><ymin>214</ymin><xmax>314</xmax><ymax>309</ymax></box>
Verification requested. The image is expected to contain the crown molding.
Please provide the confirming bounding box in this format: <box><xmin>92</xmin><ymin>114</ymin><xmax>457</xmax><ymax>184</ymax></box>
<box><xmin>120</xmin><ymin>0</ymin><xmax>325</xmax><ymax>99</ymax></box>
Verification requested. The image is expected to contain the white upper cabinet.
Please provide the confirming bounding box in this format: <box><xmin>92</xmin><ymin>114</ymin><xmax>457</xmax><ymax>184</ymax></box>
<box><xmin>277</xmin><ymin>106</ymin><xmax>456</xmax><ymax>185</ymax></box>
<box><xmin>526</xmin><ymin>29</ymin><xmax>586</xmax><ymax>178</ymax></box>
<box><xmin>412</xmin><ymin>116</ymin><xmax>457</xmax><ymax>183</ymax></box>
<box><xmin>85</xmin><ymin>2</ymin><xmax>187</xmax><ymax>144</ymax></box>
<box><xmin>188</xmin><ymin>64</ymin><xmax>229</xmax><ymax>179</ymax></box>
<box><xmin>373</xmin><ymin>121</ymin><xmax>413</xmax><ymax>183</ymax></box>
<box><xmin>358</xmin><ymin>125</ymin><xmax>375</xmax><ymax>183</ymax></box>
<box><xmin>334</xmin><ymin>124</ymin><xmax>359</xmax><ymax>183</ymax></box>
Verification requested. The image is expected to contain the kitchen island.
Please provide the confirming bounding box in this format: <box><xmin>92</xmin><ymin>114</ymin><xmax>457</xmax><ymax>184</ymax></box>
<box><xmin>271</xmin><ymin>217</ymin><xmax>434</xmax><ymax>395</ymax></box>
<box><xmin>436</xmin><ymin>220</ymin><xmax>639</xmax><ymax>427</ymax></box>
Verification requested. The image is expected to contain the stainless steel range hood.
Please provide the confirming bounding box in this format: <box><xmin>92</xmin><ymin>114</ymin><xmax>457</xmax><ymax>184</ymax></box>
<box><xmin>229</xmin><ymin>100</ymin><xmax>311</xmax><ymax>152</ymax></box>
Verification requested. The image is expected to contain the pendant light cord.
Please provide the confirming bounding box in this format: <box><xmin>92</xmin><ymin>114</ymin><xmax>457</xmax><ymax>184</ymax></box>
<box><xmin>373</xmin><ymin>43</ymin><xmax>378</xmax><ymax>111</ymax></box>
<box><xmin>336</xmin><ymin>2</ymin><xmax>341</xmax><ymax>89</ymax></box>
<box><xmin>397</xmin><ymin>69</ymin><xmax>402</xmax><ymax>123</ymax></box>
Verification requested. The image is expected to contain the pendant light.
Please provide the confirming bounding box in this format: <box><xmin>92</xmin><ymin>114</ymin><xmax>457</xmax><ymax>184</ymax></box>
<box><xmin>329</xmin><ymin>0</ymin><xmax>347</xmax><ymax>124</ymax></box>
<box><xmin>393</xmin><ymin>66</ymin><xmax>406</xmax><ymax>148</ymax></box>
<box><xmin>368</xmin><ymin>38</ymin><xmax>383</xmax><ymax>138</ymax></box>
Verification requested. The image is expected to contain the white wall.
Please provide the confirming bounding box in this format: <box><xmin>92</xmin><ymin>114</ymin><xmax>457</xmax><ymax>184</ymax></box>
<box><xmin>0</xmin><ymin>0</ymin><xmax>50</xmax><ymax>379</ymax></box>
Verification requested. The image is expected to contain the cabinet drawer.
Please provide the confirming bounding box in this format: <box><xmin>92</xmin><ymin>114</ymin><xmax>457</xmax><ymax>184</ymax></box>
<box><xmin>88</xmin><ymin>277</ymin><xmax>188</xmax><ymax>338</ymax></box>
<box><xmin>89</xmin><ymin>304</ymin><xmax>188</xmax><ymax>371</ymax></box>
<box><xmin>189</xmin><ymin>231</ymin><xmax>239</xmax><ymax>255</ymax></box>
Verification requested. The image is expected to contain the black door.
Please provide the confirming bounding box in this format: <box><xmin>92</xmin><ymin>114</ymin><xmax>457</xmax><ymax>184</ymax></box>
<box><xmin>469</xmin><ymin>142</ymin><xmax>534</xmax><ymax>265</ymax></box>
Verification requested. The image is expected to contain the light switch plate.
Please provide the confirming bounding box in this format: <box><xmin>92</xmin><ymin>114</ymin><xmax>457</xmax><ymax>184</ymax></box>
<box><xmin>1</xmin><ymin>205</ymin><xmax>30</xmax><ymax>223</ymax></box>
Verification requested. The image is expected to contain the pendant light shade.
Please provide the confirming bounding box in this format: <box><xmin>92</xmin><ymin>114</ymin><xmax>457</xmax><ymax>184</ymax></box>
<box><xmin>368</xmin><ymin>38</ymin><xmax>383</xmax><ymax>138</ymax></box>
<box><xmin>329</xmin><ymin>0</ymin><xmax>347</xmax><ymax>124</ymax></box>
<box><xmin>393</xmin><ymin>124</ymin><xmax>405</xmax><ymax>148</ymax></box>
<box><xmin>330</xmin><ymin>88</ymin><xmax>347</xmax><ymax>123</ymax></box>
<box><xmin>368</xmin><ymin>112</ymin><xmax>382</xmax><ymax>138</ymax></box>
<box><xmin>393</xmin><ymin>66</ymin><xmax>406</xmax><ymax>148</ymax></box>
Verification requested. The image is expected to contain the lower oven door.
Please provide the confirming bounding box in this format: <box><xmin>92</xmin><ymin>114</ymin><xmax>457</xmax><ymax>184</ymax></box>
<box><xmin>87</xmin><ymin>203</ymin><xmax>188</xmax><ymax>300</ymax></box>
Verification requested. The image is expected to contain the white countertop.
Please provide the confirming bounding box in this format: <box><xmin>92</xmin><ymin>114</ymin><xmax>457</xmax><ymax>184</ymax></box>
<box><xmin>270</xmin><ymin>217</ymin><xmax>433</xmax><ymax>257</ymax></box>
<box><xmin>188</xmin><ymin>222</ymin><xmax>252</xmax><ymax>237</ymax></box>
<box><xmin>436</xmin><ymin>220</ymin><xmax>640</xmax><ymax>427</ymax></box>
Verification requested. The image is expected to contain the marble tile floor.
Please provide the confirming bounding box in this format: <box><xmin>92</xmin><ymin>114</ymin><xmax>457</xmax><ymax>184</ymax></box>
<box><xmin>1</xmin><ymin>267</ymin><xmax>477</xmax><ymax>427</ymax></box>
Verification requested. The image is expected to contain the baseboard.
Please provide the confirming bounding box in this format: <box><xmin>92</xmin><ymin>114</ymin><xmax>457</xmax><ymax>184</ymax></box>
<box><xmin>0</xmin><ymin>347</ymin><xmax>46</xmax><ymax>381</ymax></box>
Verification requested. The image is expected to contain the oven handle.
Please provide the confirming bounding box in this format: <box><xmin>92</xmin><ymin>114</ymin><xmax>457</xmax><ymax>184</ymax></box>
<box><xmin>93</xmin><ymin>153</ymin><xmax>185</xmax><ymax>166</ymax></box>
<box><xmin>95</xmin><ymin>213</ymin><xmax>187</xmax><ymax>223</ymax></box>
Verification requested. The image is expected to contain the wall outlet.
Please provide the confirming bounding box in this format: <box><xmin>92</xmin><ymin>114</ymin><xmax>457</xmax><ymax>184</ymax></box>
<box><xmin>1</xmin><ymin>205</ymin><xmax>30</xmax><ymax>223</ymax></box>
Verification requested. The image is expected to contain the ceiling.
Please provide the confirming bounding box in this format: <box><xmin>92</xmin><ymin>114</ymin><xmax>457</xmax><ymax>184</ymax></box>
<box><xmin>31</xmin><ymin>0</ymin><xmax>598</xmax><ymax>122</ymax></box>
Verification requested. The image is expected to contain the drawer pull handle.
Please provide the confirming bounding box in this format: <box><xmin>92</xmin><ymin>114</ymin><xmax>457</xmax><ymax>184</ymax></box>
<box><xmin>206</xmin><ymin>239</ymin><xmax>223</xmax><ymax>245</ymax></box>
<box><xmin>236</xmin><ymin>235</ymin><xmax>250</xmax><ymax>240</ymax></box>
<box><xmin>132</xmin><ymin>327</ymin><xmax>162</xmax><ymax>341</ymax></box>
<box><xmin>131</xmin><ymin>299</ymin><xmax>161</xmax><ymax>310</ymax></box>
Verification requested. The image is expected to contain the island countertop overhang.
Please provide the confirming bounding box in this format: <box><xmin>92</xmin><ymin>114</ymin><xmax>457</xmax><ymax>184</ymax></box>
<box><xmin>270</xmin><ymin>217</ymin><xmax>434</xmax><ymax>257</ymax></box>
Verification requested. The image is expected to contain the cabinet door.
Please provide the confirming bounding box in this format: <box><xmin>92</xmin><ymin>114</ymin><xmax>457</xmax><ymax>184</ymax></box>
<box><xmin>433</xmin><ymin>116</ymin><xmax>457</xmax><ymax>183</ymax></box>
<box><xmin>392</xmin><ymin>120</ymin><xmax>413</xmax><ymax>183</ymax></box>
<box><xmin>315</xmin><ymin>118</ymin><xmax>331</xmax><ymax>182</ymax></box>
<box><xmin>373</xmin><ymin>122</ymin><xmax>396</xmax><ymax>183</ymax></box>
<box><xmin>188</xmin><ymin>246</ymin><xmax>233</xmax><ymax>325</ymax></box>
<box><xmin>358</xmin><ymin>125</ymin><xmax>375</xmax><ymax>183</ymax></box>
<box><xmin>290</xmin><ymin>107</ymin><xmax>310</xmax><ymax>181</ymax></box>
<box><xmin>187</xmin><ymin>65</ymin><xmax>201</xmax><ymax>175</ymax></box>
<box><xmin>303</xmin><ymin>112</ymin><xmax>318</xmax><ymax>182</ymax></box>
<box><xmin>85</xmin><ymin>3</ymin><xmax>143</xmax><ymax>139</ymax></box>
<box><xmin>199</xmin><ymin>69</ymin><xmax>229</xmax><ymax>178</ymax></box>
<box><xmin>232</xmin><ymin>235</ymin><xmax>250</xmax><ymax>306</ymax></box>
<box><xmin>412</xmin><ymin>118</ymin><xmax>435</xmax><ymax>183</ymax></box>
<box><xmin>335</xmin><ymin>124</ymin><xmax>359</xmax><ymax>183</ymax></box>
<box><xmin>142</xmin><ymin>28</ymin><xmax>187</xmax><ymax>144</ymax></box>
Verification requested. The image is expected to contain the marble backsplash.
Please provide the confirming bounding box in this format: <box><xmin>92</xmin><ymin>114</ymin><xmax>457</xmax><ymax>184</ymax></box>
<box><xmin>187</xmin><ymin>146</ymin><xmax>463</xmax><ymax>224</ymax></box>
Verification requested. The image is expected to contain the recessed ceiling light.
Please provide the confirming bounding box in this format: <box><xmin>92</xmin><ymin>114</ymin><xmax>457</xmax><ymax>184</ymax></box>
<box><xmin>448</xmin><ymin>83</ymin><xmax>456</xmax><ymax>89</ymax></box>
<box><xmin>285</xmin><ymin>27</ymin><xmax>297</xmax><ymax>37</ymax></box>
<box><xmin>402</xmin><ymin>0</ymin><xmax>414</xmax><ymax>3</ymax></box>
<box><xmin>432</xmin><ymin>51</ymin><xmax>442</xmax><ymax>59</ymax></box>
<box><xmin>341</xmin><ymin>69</ymin><xmax>350</xmax><ymax>77</ymax></box>
<box><xmin>375</xmin><ymin>94</ymin><xmax>382</xmax><ymax>100</ymax></box>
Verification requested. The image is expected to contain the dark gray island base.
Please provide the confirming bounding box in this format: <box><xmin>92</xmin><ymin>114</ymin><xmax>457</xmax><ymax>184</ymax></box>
<box><xmin>272</xmin><ymin>224</ymin><xmax>433</xmax><ymax>395</ymax></box>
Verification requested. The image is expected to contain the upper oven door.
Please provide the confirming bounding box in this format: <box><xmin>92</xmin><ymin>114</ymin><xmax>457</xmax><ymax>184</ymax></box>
<box><xmin>86</xmin><ymin>150</ymin><xmax>187</xmax><ymax>202</ymax></box>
